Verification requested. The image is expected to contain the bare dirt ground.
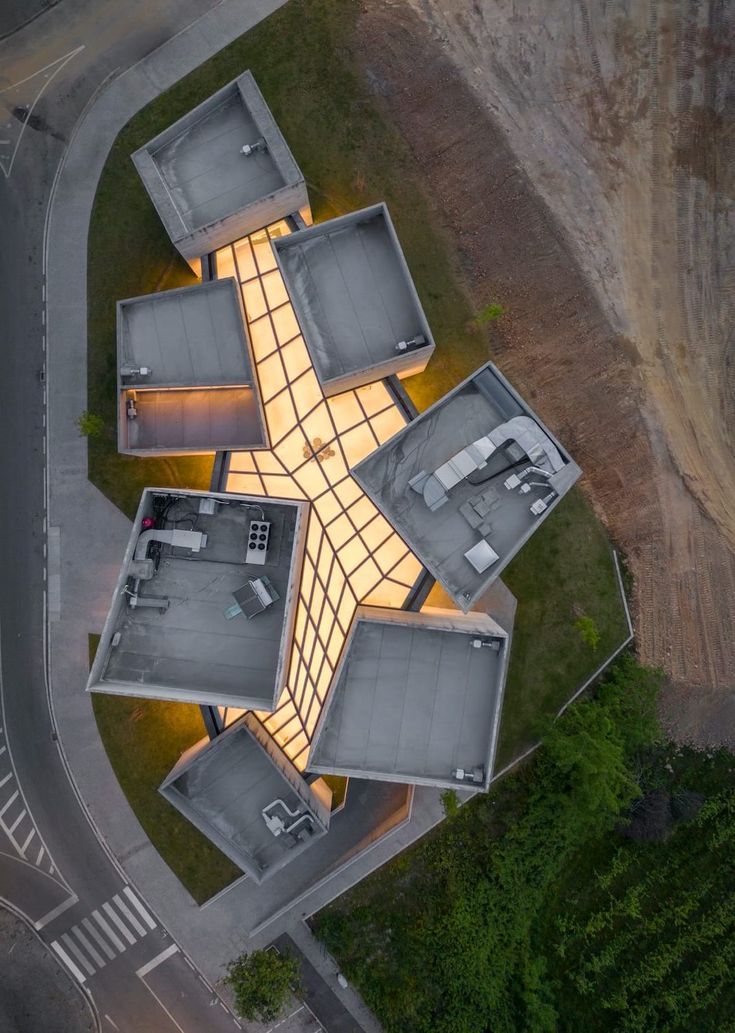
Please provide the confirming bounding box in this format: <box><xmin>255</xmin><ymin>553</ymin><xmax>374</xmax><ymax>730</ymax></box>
<box><xmin>0</xmin><ymin>906</ymin><xmax>95</xmax><ymax>1032</ymax></box>
<box><xmin>354</xmin><ymin>0</ymin><xmax>735</xmax><ymax>743</ymax></box>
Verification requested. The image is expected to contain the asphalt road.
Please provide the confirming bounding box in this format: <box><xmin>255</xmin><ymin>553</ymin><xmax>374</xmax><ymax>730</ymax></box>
<box><xmin>0</xmin><ymin>3</ymin><xmax>253</xmax><ymax>1029</ymax></box>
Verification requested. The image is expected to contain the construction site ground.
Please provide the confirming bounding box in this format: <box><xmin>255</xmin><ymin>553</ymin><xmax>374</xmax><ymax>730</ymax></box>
<box><xmin>353</xmin><ymin>0</ymin><xmax>735</xmax><ymax>745</ymax></box>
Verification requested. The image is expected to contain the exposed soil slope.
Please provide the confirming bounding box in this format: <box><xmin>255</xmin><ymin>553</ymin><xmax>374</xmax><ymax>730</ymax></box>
<box><xmin>353</xmin><ymin>0</ymin><xmax>735</xmax><ymax>742</ymax></box>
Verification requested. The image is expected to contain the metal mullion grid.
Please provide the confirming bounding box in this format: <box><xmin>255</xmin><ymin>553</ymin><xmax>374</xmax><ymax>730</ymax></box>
<box><xmin>295</xmin><ymin>548</ymin><xmax>333</xmax><ymax>706</ymax></box>
<box><xmin>264</xmin><ymin>698</ymin><xmax>300</xmax><ymax>737</ymax></box>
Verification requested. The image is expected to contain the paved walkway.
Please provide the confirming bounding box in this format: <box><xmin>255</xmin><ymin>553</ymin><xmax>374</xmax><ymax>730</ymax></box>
<box><xmin>44</xmin><ymin>3</ymin><xmax>445</xmax><ymax>1030</ymax></box>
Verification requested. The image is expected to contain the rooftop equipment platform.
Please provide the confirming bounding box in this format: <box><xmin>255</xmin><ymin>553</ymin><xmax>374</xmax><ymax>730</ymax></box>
<box><xmin>307</xmin><ymin>606</ymin><xmax>509</xmax><ymax>791</ymax></box>
<box><xmin>88</xmin><ymin>489</ymin><xmax>307</xmax><ymax>710</ymax></box>
<box><xmin>132</xmin><ymin>71</ymin><xmax>309</xmax><ymax>263</ymax></box>
<box><xmin>160</xmin><ymin>714</ymin><xmax>330</xmax><ymax>883</ymax></box>
<box><xmin>353</xmin><ymin>363</ymin><xmax>581</xmax><ymax>611</ymax></box>
<box><xmin>273</xmin><ymin>203</ymin><xmax>435</xmax><ymax>396</ymax></box>
<box><xmin>117</xmin><ymin>279</ymin><xmax>267</xmax><ymax>455</ymax></box>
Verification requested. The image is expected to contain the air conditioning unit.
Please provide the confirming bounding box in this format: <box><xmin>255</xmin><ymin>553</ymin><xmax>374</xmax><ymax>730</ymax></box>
<box><xmin>246</xmin><ymin>520</ymin><xmax>271</xmax><ymax>565</ymax></box>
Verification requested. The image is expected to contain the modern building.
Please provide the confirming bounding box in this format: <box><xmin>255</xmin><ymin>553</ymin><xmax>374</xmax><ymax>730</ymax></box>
<box><xmin>117</xmin><ymin>279</ymin><xmax>267</xmax><ymax>455</ymax></box>
<box><xmin>273</xmin><ymin>204</ymin><xmax>435</xmax><ymax>395</ymax></box>
<box><xmin>90</xmin><ymin>71</ymin><xmax>582</xmax><ymax>891</ymax></box>
<box><xmin>88</xmin><ymin>488</ymin><xmax>307</xmax><ymax>710</ymax></box>
<box><xmin>353</xmin><ymin>363</ymin><xmax>581</xmax><ymax>611</ymax></box>
<box><xmin>160</xmin><ymin>714</ymin><xmax>331</xmax><ymax>883</ymax></box>
<box><xmin>307</xmin><ymin>606</ymin><xmax>509</xmax><ymax>790</ymax></box>
<box><xmin>133</xmin><ymin>71</ymin><xmax>309</xmax><ymax>264</ymax></box>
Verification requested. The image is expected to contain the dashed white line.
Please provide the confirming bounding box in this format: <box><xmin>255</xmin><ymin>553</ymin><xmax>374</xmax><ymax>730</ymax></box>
<box><xmin>102</xmin><ymin>900</ymin><xmax>135</xmax><ymax>945</ymax></box>
<box><xmin>51</xmin><ymin>939</ymin><xmax>86</xmax><ymax>983</ymax></box>
<box><xmin>136</xmin><ymin>943</ymin><xmax>178</xmax><ymax>978</ymax></box>
<box><xmin>112</xmin><ymin>893</ymin><xmax>146</xmax><ymax>937</ymax></box>
<box><xmin>0</xmin><ymin>789</ymin><xmax>18</xmax><ymax>817</ymax></box>
<box><xmin>91</xmin><ymin>909</ymin><xmax>125</xmax><ymax>953</ymax></box>
<box><xmin>122</xmin><ymin>886</ymin><xmax>156</xmax><ymax>929</ymax></box>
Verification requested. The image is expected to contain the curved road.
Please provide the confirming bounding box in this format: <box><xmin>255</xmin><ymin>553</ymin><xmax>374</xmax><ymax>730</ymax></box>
<box><xmin>0</xmin><ymin>3</ymin><xmax>263</xmax><ymax>1029</ymax></box>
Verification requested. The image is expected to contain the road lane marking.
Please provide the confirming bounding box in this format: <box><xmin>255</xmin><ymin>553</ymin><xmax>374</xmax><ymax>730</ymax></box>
<box><xmin>82</xmin><ymin>917</ymin><xmax>116</xmax><ymax>961</ymax></box>
<box><xmin>112</xmin><ymin>893</ymin><xmax>146</xmax><ymax>937</ymax></box>
<box><xmin>8</xmin><ymin>809</ymin><xmax>27</xmax><ymax>834</ymax></box>
<box><xmin>20</xmin><ymin>827</ymin><xmax>35</xmax><ymax>854</ymax></box>
<box><xmin>0</xmin><ymin>772</ymin><xmax>12</xmax><ymax>788</ymax></box>
<box><xmin>36</xmin><ymin>845</ymin><xmax>45</xmax><ymax>865</ymax></box>
<box><xmin>123</xmin><ymin>886</ymin><xmax>156</xmax><ymax>929</ymax></box>
<box><xmin>104</xmin><ymin>1016</ymin><xmax>119</xmax><ymax>1030</ymax></box>
<box><xmin>91</xmin><ymin>909</ymin><xmax>125</xmax><ymax>952</ymax></box>
<box><xmin>136</xmin><ymin>943</ymin><xmax>179</xmax><ymax>978</ymax></box>
<box><xmin>34</xmin><ymin>892</ymin><xmax>77</xmax><ymax>930</ymax></box>
<box><xmin>0</xmin><ymin>789</ymin><xmax>15</xmax><ymax>814</ymax></box>
<box><xmin>102</xmin><ymin>900</ymin><xmax>135</xmax><ymax>945</ymax></box>
<box><xmin>61</xmin><ymin>932</ymin><xmax>95</xmax><ymax>976</ymax></box>
<box><xmin>51</xmin><ymin>939</ymin><xmax>86</xmax><ymax>983</ymax></box>
<box><xmin>0</xmin><ymin>746</ymin><xmax>6</xmax><ymax>757</ymax></box>
<box><xmin>71</xmin><ymin>924</ymin><xmax>106</xmax><ymax>969</ymax></box>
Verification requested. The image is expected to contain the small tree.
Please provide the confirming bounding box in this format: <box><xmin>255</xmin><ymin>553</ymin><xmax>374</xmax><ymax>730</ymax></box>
<box><xmin>76</xmin><ymin>410</ymin><xmax>105</xmax><ymax>437</ymax></box>
<box><xmin>224</xmin><ymin>949</ymin><xmax>300</xmax><ymax>1023</ymax></box>
<box><xmin>573</xmin><ymin>615</ymin><xmax>600</xmax><ymax>652</ymax></box>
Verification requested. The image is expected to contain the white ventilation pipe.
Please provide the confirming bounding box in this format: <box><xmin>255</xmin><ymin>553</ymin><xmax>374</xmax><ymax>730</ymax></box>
<box><xmin>134</xmin><ymin>528</ymin><xmax>206</xmax><ymax>562</ymax></box>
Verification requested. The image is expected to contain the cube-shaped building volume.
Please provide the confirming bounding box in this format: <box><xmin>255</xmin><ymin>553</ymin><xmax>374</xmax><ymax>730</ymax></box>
<box><xmin>273</xmin><ymin>203</ymin><xmax>435</xmax><ymax>396</ymax></box>
<box><xmin>132</xmin><ymin>71</ymin><xmax>309</xmax><ymax>263</ymax></box>
<box><xmin>117</xmin><ymin>279</ymin><xmax>267</xmax><ymax>455</ymax></box>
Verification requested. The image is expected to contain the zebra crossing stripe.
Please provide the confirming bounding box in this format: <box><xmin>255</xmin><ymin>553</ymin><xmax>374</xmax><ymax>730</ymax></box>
<box><xmin>112</xmin><ymin>894</ymin><xmax>146</xmax><ymax>937</ymax></box>
<box><xmin>123</xmin><ymin>886</ymin><xmax>156</xmax><ymax>930</ymax></box>
<box><xmin>91</xmin><ymin>908</ymin><xmax>125</xmax><ymax>952</ymax></box>
<box><xmin>51</xmin><ymin>939</ymin><xmax>86</xmax><ymax>983</ymax></box>
<box><xmin>61</xmin><ymin>932</ymin><xmax>95</xmax><ymax>976</ymax></box>
<box><xmin>102</xmin><ymin>901</ymin><xmax>136</xmax><ymax>945</ymax></box>
<box><xmin>71</xmin><ymin>925</ymin><xmax>106</xmax><ymax>969</ymax></box>
<box><xmin>82</xmin><ymin>916</ymin><xmax>116</xmax><ymax>961</ymax></box>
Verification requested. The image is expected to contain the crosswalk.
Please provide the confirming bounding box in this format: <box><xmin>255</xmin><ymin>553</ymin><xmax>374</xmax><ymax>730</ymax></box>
<box><xmin>0</xmin><ymin>726</ymin><xmax>56</xmax><ymax>875</ymax></box>
<box><xmin>51</xmin><ymin>887</ymin><xmax>157</xmax><ymax>983</ymax></box>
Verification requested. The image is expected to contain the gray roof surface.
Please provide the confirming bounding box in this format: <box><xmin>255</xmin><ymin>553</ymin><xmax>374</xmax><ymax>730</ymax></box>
<box><xmin>118</xmin><ymin>279</ymin><xmax>254</xmax><ymax>389</ymax></box>
<box><xmin>308</xmin><ymin>607</ymin><xmax>508</xmax><ymax>789</ymax></box>
<box><xmin>353</xmin><ymin>363</ymin><xmax>581</xmax><ymax>611</ymax></box>
<box><xmin>89</xmin><ymin>490</ymin><xmax>306</xmax><ymax>709</ymax></box>
<box><xmin>160</xmin><ymin>716</ymin><xmax>329</xmax><ymax>883</ymax></box>
<box><xmin>117</xmin><ymin>279</ymin><xmax>267</xmax><ymax>453</ymax></box>
<box><xmin>151</xmin><ymin>90</ymin><xmax>285</xmax><ymax>233</ymax></box>
<box><xmin>274</xmin><ymin>204</ymin><xmax>434</xmax><ymax>386</ymax></box>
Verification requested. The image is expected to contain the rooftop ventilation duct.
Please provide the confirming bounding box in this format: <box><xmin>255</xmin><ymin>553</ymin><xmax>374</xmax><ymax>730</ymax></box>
<box><xmin>134</xmin><ymin>528</ymin><xmax>207</xmax><ymax>562</ymax></box>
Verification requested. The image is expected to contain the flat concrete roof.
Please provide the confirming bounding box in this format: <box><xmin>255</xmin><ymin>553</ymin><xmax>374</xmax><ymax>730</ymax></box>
<box><xmin>307</xmin><ymin>606</ymin><xmax>509</xmax><ymax>790</ymax></box>
<box><xmin>132</xmin><ymin>71</ymin><xmax>308</xmax><ymax>260</ymax></box>
<box><xmin>353</xmin><ymin>363</ymin><xmax>581</xmax><ymax>611</ymax></box>
<box><xmin>88</xmin><ymin>489</ymin><xmax>307</xmax><ymax>709</ymax></box>
<box><xmin>274</xmin><ymin>204</ymin><xmax>435</xmax><ymax>395</ymax></box>
<box><xmin>160</xmin><ymin>714</ymin><xmax>330</xmax><ymax>883</ymax></box>
<box><xmin>117</xmin><ymin>279</ymin><xmax>267</xmax><ymax>454</ymax></box>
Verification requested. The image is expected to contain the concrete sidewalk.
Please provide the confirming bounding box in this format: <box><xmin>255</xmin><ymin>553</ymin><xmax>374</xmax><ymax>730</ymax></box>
<box><xmin>44</xmin><ymin>3</ymin><xmax>443</xmax><ymax>1030</ymax></box>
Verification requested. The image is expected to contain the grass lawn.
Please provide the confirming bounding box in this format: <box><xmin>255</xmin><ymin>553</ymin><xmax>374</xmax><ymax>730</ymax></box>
<box><xmin>89</xmin><ymin>639</ymin><xmax>240</xmax><ymax>903</ymax></box>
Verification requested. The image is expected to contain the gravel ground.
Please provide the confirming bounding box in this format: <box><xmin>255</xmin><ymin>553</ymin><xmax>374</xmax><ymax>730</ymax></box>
<box><xmin>0</xmin><ymin>906</ymin><xmax>96</xmax><ymax>1033</ymax></box>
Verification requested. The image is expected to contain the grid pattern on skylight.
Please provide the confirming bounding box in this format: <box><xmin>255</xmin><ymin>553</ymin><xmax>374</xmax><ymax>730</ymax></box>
<box><xmin>218</xmin><ymin>221</ymin><xmax>422</xmax><ymax>769</ymax></box>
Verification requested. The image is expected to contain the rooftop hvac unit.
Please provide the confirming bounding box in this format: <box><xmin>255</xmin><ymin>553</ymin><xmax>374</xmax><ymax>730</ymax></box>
<box><xmin>396</xmin><ymin>334</ymin><xmax>426</xmax><ymax>353</ymax></box>
<box><xmin>246</xmin><ymin>520</ymin><xmax>270</xmax><ymax>565</ymax></box>
<box><xmin>454</xmin><ymin>766</ymin><xmax>485</xmax><ymax>785</ymax></box>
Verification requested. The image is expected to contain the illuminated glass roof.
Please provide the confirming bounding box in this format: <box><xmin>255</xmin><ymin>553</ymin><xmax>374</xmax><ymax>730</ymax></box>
<box><xmin>216</xmin><ymin>220</ymin><xmax>423</xmax><ymax>768</ymax></box>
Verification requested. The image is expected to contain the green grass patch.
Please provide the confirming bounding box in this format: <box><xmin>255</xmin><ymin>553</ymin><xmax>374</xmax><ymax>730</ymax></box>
<box><xmin>89</xmin><ymin>638</ymin><xmax>240</xmax><ymax>903</ymax></box>
<box><xmin>496</xmin><ymin>487</ymin><xmax>630</xmax><ymax>767</ymax></box>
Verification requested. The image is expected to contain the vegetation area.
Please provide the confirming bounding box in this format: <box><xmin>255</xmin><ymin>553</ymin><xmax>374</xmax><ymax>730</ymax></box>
<box><xmin>224</xmin><ymin>949</ymin><xmax>301</xmax><ymax>1023</ymax></box>
<box><xmin>314</xmin><ymin>657</ymin><xmax>735</xmax><ymax>1032</ymax></box>
<box><xmin>90</xmin><ymin>638</ymin><xmax>240</xmax><ymax>903</ymax></box>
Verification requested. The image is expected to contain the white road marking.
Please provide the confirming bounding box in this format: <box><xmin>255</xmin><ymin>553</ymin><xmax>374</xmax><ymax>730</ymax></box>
<box><xmin>102</xmin><ymin>900</ymin><xmax>135</xmax><ymax>945</ymax></box>
<box><xmin>136</xmin><ymin>943</ymin><xmax>178</xmax><ymax>978</ymax></box>
<box><xmin>34</xmin><ymin>892</ymin><xmax>77</xmax><ymax>930</ymax></box>
<box><xmin>0</xmin><ymin>790</ymin><xmax>19</xmax><ymax>817</ymax></box>
<box><xmin>112</xmin><ymin>893</ymin><xmax>146</xmax><ymax>937</ymax></box>
<box><xmin>61</xmin><ymin>932</ymin><xmax>95</xmax><ymax>976</ymax></box>
<box><xmin>123</xmin><ymin>886</ymin><xmax>156</xmax><ymax>929</ymax></box>
<box><xmin>51</xmin><ymin>939</ymin><xmax>86</xmax><ymax>983</ymax></box>
<box><xmin>20</xmin><ymin>827</ymin><xmax>35</xmax><ymax>854</ymax></box>
<box><xmin>0</xmin><ymin>772</ymin><xmax>12</xmax><ymax>788</ymax></box>
<box><xmin>82</xmin><ymin>916</ymin><xmax>116</xmax><ymax>961</ymax></box>
<box><xmin>36</xmin><ymin>845</ymin><xmax>45</xmax><ymax>865</ymax></box>
<box><xmin>71</xmin><ymin>924</ymin><xmax>106</xmax><ymax>969</ymax></box>
<box><xmin>91</xmin><ymin>909</ymin><xmax>125</xmax><ymax>953</ymax></box>
<box><xmin>0</xmin><ymin>745</ymin><xmax>7</xmax><ymax>757</ymax></box>
<box><xmin>104</xmin><ymin>1016</ymin><xmax>119</xmax><ymax>1030</ymax></box>
<box><xmin>8</xmin><ymin>808</ymin><xmax>27</xmax><ymax>834</ymax></box>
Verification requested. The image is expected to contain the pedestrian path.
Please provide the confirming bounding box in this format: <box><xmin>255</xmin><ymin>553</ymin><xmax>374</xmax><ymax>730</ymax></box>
<box><xmin>0</xmin><ymin>724</ymin><xmax>56</xmax><ymax>876</ymax></box>
<box><xmin>50</xmin><ymin>886</ymin><xmax>157</xmax><ymax>983</ymax></box>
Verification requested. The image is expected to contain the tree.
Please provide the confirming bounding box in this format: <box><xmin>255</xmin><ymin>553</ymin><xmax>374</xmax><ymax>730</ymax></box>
<box><xmin>76</xmin><ymin>410</ymin><xmax>105</xmax><ymax>437</ymax></box>
<box><xmin>224</xmin><ymin>949</ymin><xmax>300</xmax><ymax>1023</ymax></box>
